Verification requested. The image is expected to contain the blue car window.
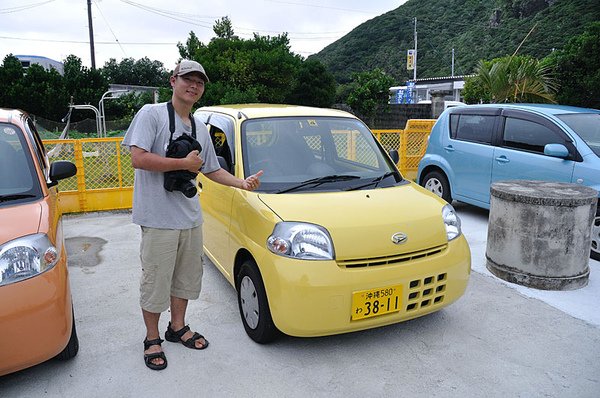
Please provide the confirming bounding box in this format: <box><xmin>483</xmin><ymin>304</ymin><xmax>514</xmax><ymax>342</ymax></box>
<box><xmin>451</xmin><ymin>114</ymin><xmax>494</xmax><ymax>144</ymax></box>
<box><xmin>502</xmin><ymin>117</ymin><xmax>564</xmax><ymax>154</ymax></box>
<box><xmin>557</xmin><ymin>113</ymin><xmax>600</xmax><ymax>156</ymax></box>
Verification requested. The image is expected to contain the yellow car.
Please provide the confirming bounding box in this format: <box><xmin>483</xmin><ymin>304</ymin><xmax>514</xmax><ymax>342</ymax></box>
<box><xmin>195</xmin><ymin>104</ymin><xmax>471</xmax><ymax>343</ymax></box>
<box><xmin>0</xmin><ymin>108</ymin><xmax>78</xmax><ymax>375</ymax></box>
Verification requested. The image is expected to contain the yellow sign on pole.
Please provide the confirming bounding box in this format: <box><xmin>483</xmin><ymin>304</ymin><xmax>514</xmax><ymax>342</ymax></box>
<box><xmin>407</xmin><ymin>49</ymin><xmax>415</xmax><ymax>70</ymax></box>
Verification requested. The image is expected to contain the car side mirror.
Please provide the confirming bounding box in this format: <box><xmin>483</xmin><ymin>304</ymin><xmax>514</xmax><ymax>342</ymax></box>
<box><xmin>48</xmin><ymin>160</ymin><xmax>77</xmax><ymax>187</ymax></box>
<box><xmin>544</xmin><ymin>143</ymin><xmax>569</xmax><ymax>159</ymax></box>
<box><xmin>388</xmin><ymin>149</ymin><xmax>399</xmax><ymax>164</ymax></box>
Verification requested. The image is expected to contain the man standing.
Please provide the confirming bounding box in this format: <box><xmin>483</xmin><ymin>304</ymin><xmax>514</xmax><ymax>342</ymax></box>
<box><xmin>122</xmin><ymin>60</ymin><xmax>262</xmax><ymax>370</ymax></box>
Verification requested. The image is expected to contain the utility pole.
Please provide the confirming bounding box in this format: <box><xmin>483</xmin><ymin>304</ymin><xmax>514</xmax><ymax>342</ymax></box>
<box><xmin>451</xmin><ymin>48</ymin><xmax>455</xmax><ymax>77</ymax></box>
<box><xmin>413</xmin><ymin>17</ymin><xmax>418</xmax><ymax>81</ymax></box>
<box><xmin>87</xmin><ymin>0</ymin><xmax>96</xmax><ymax>69</ymax></box>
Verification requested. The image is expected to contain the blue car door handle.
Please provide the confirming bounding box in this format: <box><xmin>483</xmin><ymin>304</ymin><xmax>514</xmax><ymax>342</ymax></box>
<box><xmin>443</xmin><ymin>145</ymin><xmax>455</xmax><ymax>152</ymax></box>
<box><xmin>495</xmin><ymin>156</ymin><xmax>510</xmax><ymax>163</ymax></box>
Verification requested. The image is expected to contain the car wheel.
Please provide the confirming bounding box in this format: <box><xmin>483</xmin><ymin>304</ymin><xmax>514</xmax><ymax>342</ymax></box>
<box><xmin>56</xmin><ymin>308</ymin><xmax>79</xmax><ymax>360</ymax></box>
<box><xmin>591</xmin><ymin>206</ymin><xmax>600</xmax><ymax>261</ymax></box>
<box><xmin>422</xmin><ymin>170</ymin><xmax>452</xmax><ymax>203</ymax></box>
<box><xmin>236</xmin><ymin>260</ymin><xmax>278</xmax><ymax>343</ymax></box>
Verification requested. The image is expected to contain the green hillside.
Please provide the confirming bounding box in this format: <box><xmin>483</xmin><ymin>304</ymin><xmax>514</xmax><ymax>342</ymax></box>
<box><xmin>309</xmin><ymin>0</ymin><xmax>600</xmax><ymax>84</ymax></box>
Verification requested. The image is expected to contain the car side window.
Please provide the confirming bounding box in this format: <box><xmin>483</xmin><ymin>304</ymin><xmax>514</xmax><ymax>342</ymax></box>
<box><xmin>450</xmin><ymin>114</ymin><xmax>494</xmax><ymax>144</ymax></box>
<box><xmin>502</xmin><ymin>117</ymin><xmax>565</xmax><ymax>154</ymax></box>
<box><xmin>0</xmin><ymin>124</ymin><xmax>35</xmax><ymax>194</ymax></box>
<box><xmin>25</xmin><ymin>117</ymin><xmax>49</xmax><ymax>177</ymax></box>
<box><xmin>209</xmin><ymin>126</ymin><xmax>232</xmax><ymax>167</ymax></box>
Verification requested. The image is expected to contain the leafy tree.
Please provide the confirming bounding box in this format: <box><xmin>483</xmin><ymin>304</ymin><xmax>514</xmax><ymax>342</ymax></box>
<box><xmin>213</xmin><ymin>16</ymin><xmax>237</xmax><ymax>40</ymax></box>
<box><xmin>63</xmin><ymin>55</ymin><xmax>108</xmax><ymax>117</ymax></box>
<box><xmin>462</xmin><ymin>55</ymin><xmax>557</xmax><ymax>104</ymax></box>
<box><xmin>546</xmin><ymin>22</ymin><xmax>600</xmax><ymax>108</ymax></box>
<box><xmin>0</xmin><ymin>55</ymin><xmax>26</xmax><ymax>110</ymax></box>
<box><xmin>177</xmin><ymin>31</ymin><xmax>205</xmax><ymax>62</ymax></box>
<box><xmin>20</xmin><ymin>64</ymin><xmax>67</xmax><ymax>120</ymax></box>
<box><xmin>287</xmin><ymin>59</ymin><xmax>337</xmax><ymax>107</ymax></box>
<box><xmin>346</xmin><ymin>68</ymin><xmax>395</xmax><ymax>123</ymax></box>
<box><xmin>0</xmin><ymin>55</ymin><xmax>68</xmax><ymax>120</ymax></box>
<box><xmin>101</xmin><ymin>57</ymin><xmax>169</xmax><ymax>87</ymax></box>
<box><xmin>178</xmin><ymin>24</ymin><xmax>305</xmax><ymax>106</ymax></box>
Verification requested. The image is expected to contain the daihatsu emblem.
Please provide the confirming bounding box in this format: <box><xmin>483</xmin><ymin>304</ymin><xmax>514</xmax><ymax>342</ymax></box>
<box><xmin>391</xmin><ymin>232</ymin><xmax>408</xmax><ymax>245</ymax></box>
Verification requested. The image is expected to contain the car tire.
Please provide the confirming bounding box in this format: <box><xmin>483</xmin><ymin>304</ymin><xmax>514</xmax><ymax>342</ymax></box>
<box><xmin>236</xmin><ymin>260</ymin><xmax>278</xmax><ymax>344</ymax></box>
<box><xmin>591</xmin><ymin>206</ymin><xmax>600</xmax><ymax>261</ymax></box>
<box><xmin>422</xmin><ymin>170</ymin><xmax>452</xmax><ymax>204</ymax></box>
<box><xmin>56</xmin><ymin>308</ymin><xmax>79</xmax><ymax>360</ymax></box>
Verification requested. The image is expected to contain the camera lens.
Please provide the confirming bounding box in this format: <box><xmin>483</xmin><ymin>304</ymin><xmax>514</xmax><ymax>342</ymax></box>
<box><xmin>181</xmin><ymin>182</ymin><xmax>197</xmax><ymax>198</ymax></box>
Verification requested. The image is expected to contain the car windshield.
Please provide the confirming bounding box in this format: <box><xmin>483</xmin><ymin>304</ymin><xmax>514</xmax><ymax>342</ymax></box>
<box><xmin>242</xmin><ymin>116</ymin><xmax>400</xmax><ymax>192</ymax></box>
<box><xmin>557</xmin><ymin>113</ymin><xmax>600</xmax><ymax>156</ymax></box>
<box><xmin>0</xmin><ymin>123</ymin><xmax>41</xmax><ymax>205</ymax></box>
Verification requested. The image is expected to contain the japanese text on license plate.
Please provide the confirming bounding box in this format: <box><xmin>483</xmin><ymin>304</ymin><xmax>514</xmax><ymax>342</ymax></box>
<box><xmin>351</xmin><ymin>284</ymin><xmax>402</xmax><ymax>320</ymax></box>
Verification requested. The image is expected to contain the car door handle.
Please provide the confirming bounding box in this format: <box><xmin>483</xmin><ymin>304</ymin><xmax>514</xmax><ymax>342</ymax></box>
<box><xmin>443</xmin><ymin>145</ymin><xmax>455</xmax><ymax>152</ymax></box>
<box><xmin>495</xmin><ymin>156</ymin><xmax>510</xmax><ymax>163</ymax></box>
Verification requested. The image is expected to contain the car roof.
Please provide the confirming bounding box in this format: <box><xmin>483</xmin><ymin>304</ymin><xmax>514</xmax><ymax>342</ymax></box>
<box><xmin>196</xmin><ymin>104</ymin><xmax>357</xmax><ymax>120</ymax></box>
<box><xmin>0</xmin><ymin>108</ymin><xmax>27</xmax><ymax>124</ymax></box>
<box><xmin>454</xmin><ymin>103</ymin><xmax>600</xmax><ymax>116</ymax></box>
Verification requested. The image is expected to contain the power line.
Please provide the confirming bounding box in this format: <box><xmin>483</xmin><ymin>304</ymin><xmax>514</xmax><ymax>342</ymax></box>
<box><xmin>93</xmin><ymin>0</ymin><xmax>127</xmax><ymax>57</ymax></box>
<box><xmin>0</xmin><ymin>35</ymin><xmax>177</xmax><ymax>46</ymax></box>
<box><xmin>119</xmin><ymin>0</ymin><xmax>216</xmax><ymax>29</ymax></box>
<box><xmin>0</xmin><ymin>0</ymin><xmax>55</xmax><ymax>14</ymax></box>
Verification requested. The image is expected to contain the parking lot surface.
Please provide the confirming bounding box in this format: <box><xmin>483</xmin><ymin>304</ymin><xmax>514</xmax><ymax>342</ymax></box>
<box><xmin>1</xmin><ymin>203</ymin><xmax>599</xmax><ymax>397</ymax></box>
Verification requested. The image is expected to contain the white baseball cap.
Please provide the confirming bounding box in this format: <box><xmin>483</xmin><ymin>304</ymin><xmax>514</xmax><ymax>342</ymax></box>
<box><xmin>173</xmin><ymin>60</ymin><xmax>209</xmax><ymax>82</ymax></box>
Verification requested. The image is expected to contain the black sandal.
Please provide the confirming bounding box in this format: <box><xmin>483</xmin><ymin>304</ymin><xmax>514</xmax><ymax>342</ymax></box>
<box><xmin>165</xmin><ymin>322</ymin><xmax>209</xmax><ymax>350</ymax></box>
<box><xmin>143</xmin><ymin>337</ymin><xmax>167</xmax><ymax>370</ymax></box>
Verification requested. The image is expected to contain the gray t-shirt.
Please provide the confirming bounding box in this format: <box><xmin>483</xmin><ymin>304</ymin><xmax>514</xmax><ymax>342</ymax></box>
<box><xmin>122</xmin><ymin>102</ymin><xmax>220</xmax><ymax>229</ymax></box>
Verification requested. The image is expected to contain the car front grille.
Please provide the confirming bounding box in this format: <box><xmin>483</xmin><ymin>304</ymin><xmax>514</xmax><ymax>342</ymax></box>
<box><xmin>337</xmin><ymin>244</ymin><xmax>447</xmax><ymax>269</ymax></box>
<box><xmin>405</xmin><ymin>273</ymin><xmax>447</xmax><ymax>312</ymax></box>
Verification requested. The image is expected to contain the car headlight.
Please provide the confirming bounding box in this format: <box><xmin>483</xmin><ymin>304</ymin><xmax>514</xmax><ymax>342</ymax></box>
<box><xmin>442</xmin><ymin>204</ymin><xmax>462</xmax><ymax>241</ymax></box>
<box><xmin>0</xmin><ymin>234</ymin><xmax>59</xmax><ymax>287</ymax></box>
<box><xmin>267</xmin><ymin>222</ymin><xmax>335</xmax><ymax>260</ymax></box>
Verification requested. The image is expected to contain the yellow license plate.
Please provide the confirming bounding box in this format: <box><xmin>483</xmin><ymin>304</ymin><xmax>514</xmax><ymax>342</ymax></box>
<box><xmin>351</xmin><ymin>284</ymin><xmax>402</xmax><ymax>320</ymax></box>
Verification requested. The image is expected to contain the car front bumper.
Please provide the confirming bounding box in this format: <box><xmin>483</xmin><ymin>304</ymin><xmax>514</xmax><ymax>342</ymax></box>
<box><xmin>0</xmin><ymin>260</ymin><xmax>73</xmax><ymax>376</ymax></box>
<box><xmin>257</xmin><ymin>236</ymin><xmax>471</xmax><ymax>337</ymax></box>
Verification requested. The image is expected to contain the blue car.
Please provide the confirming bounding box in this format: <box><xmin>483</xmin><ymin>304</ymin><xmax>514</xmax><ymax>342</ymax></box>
<box><xmin>417</xmin><ymin>103</ymin><xmax>600</xmax><ymax>261</ymax></box>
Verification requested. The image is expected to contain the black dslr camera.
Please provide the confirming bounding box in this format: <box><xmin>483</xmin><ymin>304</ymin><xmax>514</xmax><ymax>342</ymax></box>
<box><xmin>163</xmin><ymin>134</ymin><xmax>202</xmax><ymax>198</ymax></box>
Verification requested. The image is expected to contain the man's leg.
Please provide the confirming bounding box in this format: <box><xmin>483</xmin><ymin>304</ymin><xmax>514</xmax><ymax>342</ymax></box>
<box><xmin>142</xmin><ymin>309</ymin><xmax>164</xmax><ymax>366</ymax></box>
<box><xmin>139</xmin><ymin>226</ymin><xmax>178</xmax><ymax>367</ymax></box>
<box><xmin>169</xmin><ymin>296</ymin><xmax>207</xmax><ymax>349</ymax></box>
<box><xmin>168</xmin><ymin>226</ymin><xmax>207</xmax><ymax>349</ymax></box>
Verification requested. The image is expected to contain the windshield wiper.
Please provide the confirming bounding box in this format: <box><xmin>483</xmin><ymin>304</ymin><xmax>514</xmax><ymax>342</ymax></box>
<box><xmin>274</xmin><ymin>175</ymin><xmax>360</xmax><ymax>194</ymax></box>
<box><xmin>0</xmin><ymin>194</ymin><xmax>36</xmax><ymax>202</ymax></box>
<box><xmin>344</xmin><ymin>172</ymin><xmax>396</xmax><ymax>191</ymax></box>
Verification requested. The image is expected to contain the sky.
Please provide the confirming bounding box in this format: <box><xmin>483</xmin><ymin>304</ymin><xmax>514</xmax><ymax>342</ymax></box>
<box><xmin>1</xmin><ymin>0</ymin><xmax>406</xmax><ymax>71</ymax></box>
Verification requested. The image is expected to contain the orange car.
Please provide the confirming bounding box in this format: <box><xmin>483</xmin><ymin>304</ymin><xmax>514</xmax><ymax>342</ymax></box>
<box><xmin>0</xmin><ymin>108</ymin><xmax>78</xmax><ymax>376</ymax></box>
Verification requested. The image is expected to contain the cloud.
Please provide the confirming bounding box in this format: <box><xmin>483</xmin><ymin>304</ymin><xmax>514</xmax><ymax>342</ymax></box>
<box><xmin>0</xmin><ymin>0</ymin><xmax>403</xmax><ymax>69</ymax></box>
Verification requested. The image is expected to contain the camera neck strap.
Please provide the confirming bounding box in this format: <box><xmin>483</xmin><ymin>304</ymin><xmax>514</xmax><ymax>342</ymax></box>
<box><xmin>166</xmin><ymin>101</ymin><xmax>196</xmax><ymax>145</ymax></box>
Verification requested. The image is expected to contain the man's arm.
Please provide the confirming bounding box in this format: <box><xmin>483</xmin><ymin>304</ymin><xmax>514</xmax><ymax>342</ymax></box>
<box><xmin>130</xmin><ymin>146</ymin><xmax>203</xmax><ymax>173</ymax></box>
<box><xmin>204</xmin><ymin>168</ymin><xmax>263</xmax><ymax>191</ymax></box>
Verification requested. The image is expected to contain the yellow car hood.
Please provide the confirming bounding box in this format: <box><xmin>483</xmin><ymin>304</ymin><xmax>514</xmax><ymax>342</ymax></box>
<box><xmin>258</xmin><ymin>183</ymin><xmax>450</xmax><ymax>260</ymax></box>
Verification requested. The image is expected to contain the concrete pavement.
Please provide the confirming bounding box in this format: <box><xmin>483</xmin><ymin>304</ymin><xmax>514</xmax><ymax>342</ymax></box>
<box><xmin>1</xmin><ymin>203</ymin><xmax>599</xmax><ymax>397</ymax></box>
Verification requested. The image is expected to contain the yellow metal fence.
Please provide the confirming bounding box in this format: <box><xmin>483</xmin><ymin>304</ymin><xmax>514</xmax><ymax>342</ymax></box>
<box><xmin>45</xmin><ymin>138</ymin><xmax>134</xmax><ymax>214</ymax></box>
<box><xmin>372</xmin><ymin>119</ymin><xmax>436</xmax><ymax>181</ymax></box>
<box><xmin>46</xmin><ymin>119</ymin><xmax>434</xmax><ymax>214</ymax></box>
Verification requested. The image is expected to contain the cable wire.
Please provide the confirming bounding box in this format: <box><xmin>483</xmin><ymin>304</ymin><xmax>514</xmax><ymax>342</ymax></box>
<box><xmin>93</xmin><ymin>0</ymin><xmax>127</xmax><ymax>57</ymax></box>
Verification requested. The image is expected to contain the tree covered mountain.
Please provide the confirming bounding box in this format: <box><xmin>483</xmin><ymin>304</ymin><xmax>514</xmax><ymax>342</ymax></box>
<box><xmin>309</xmin><ymin>0</ymin><xmax>600</xmax><ymax>84</ymax></box>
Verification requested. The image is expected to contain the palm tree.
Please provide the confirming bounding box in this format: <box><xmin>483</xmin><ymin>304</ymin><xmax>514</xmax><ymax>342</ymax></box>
<box><xmin>466</xmin><ymin>55</ymin><xmax>558</xmax><ymax>104</ymax></box>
